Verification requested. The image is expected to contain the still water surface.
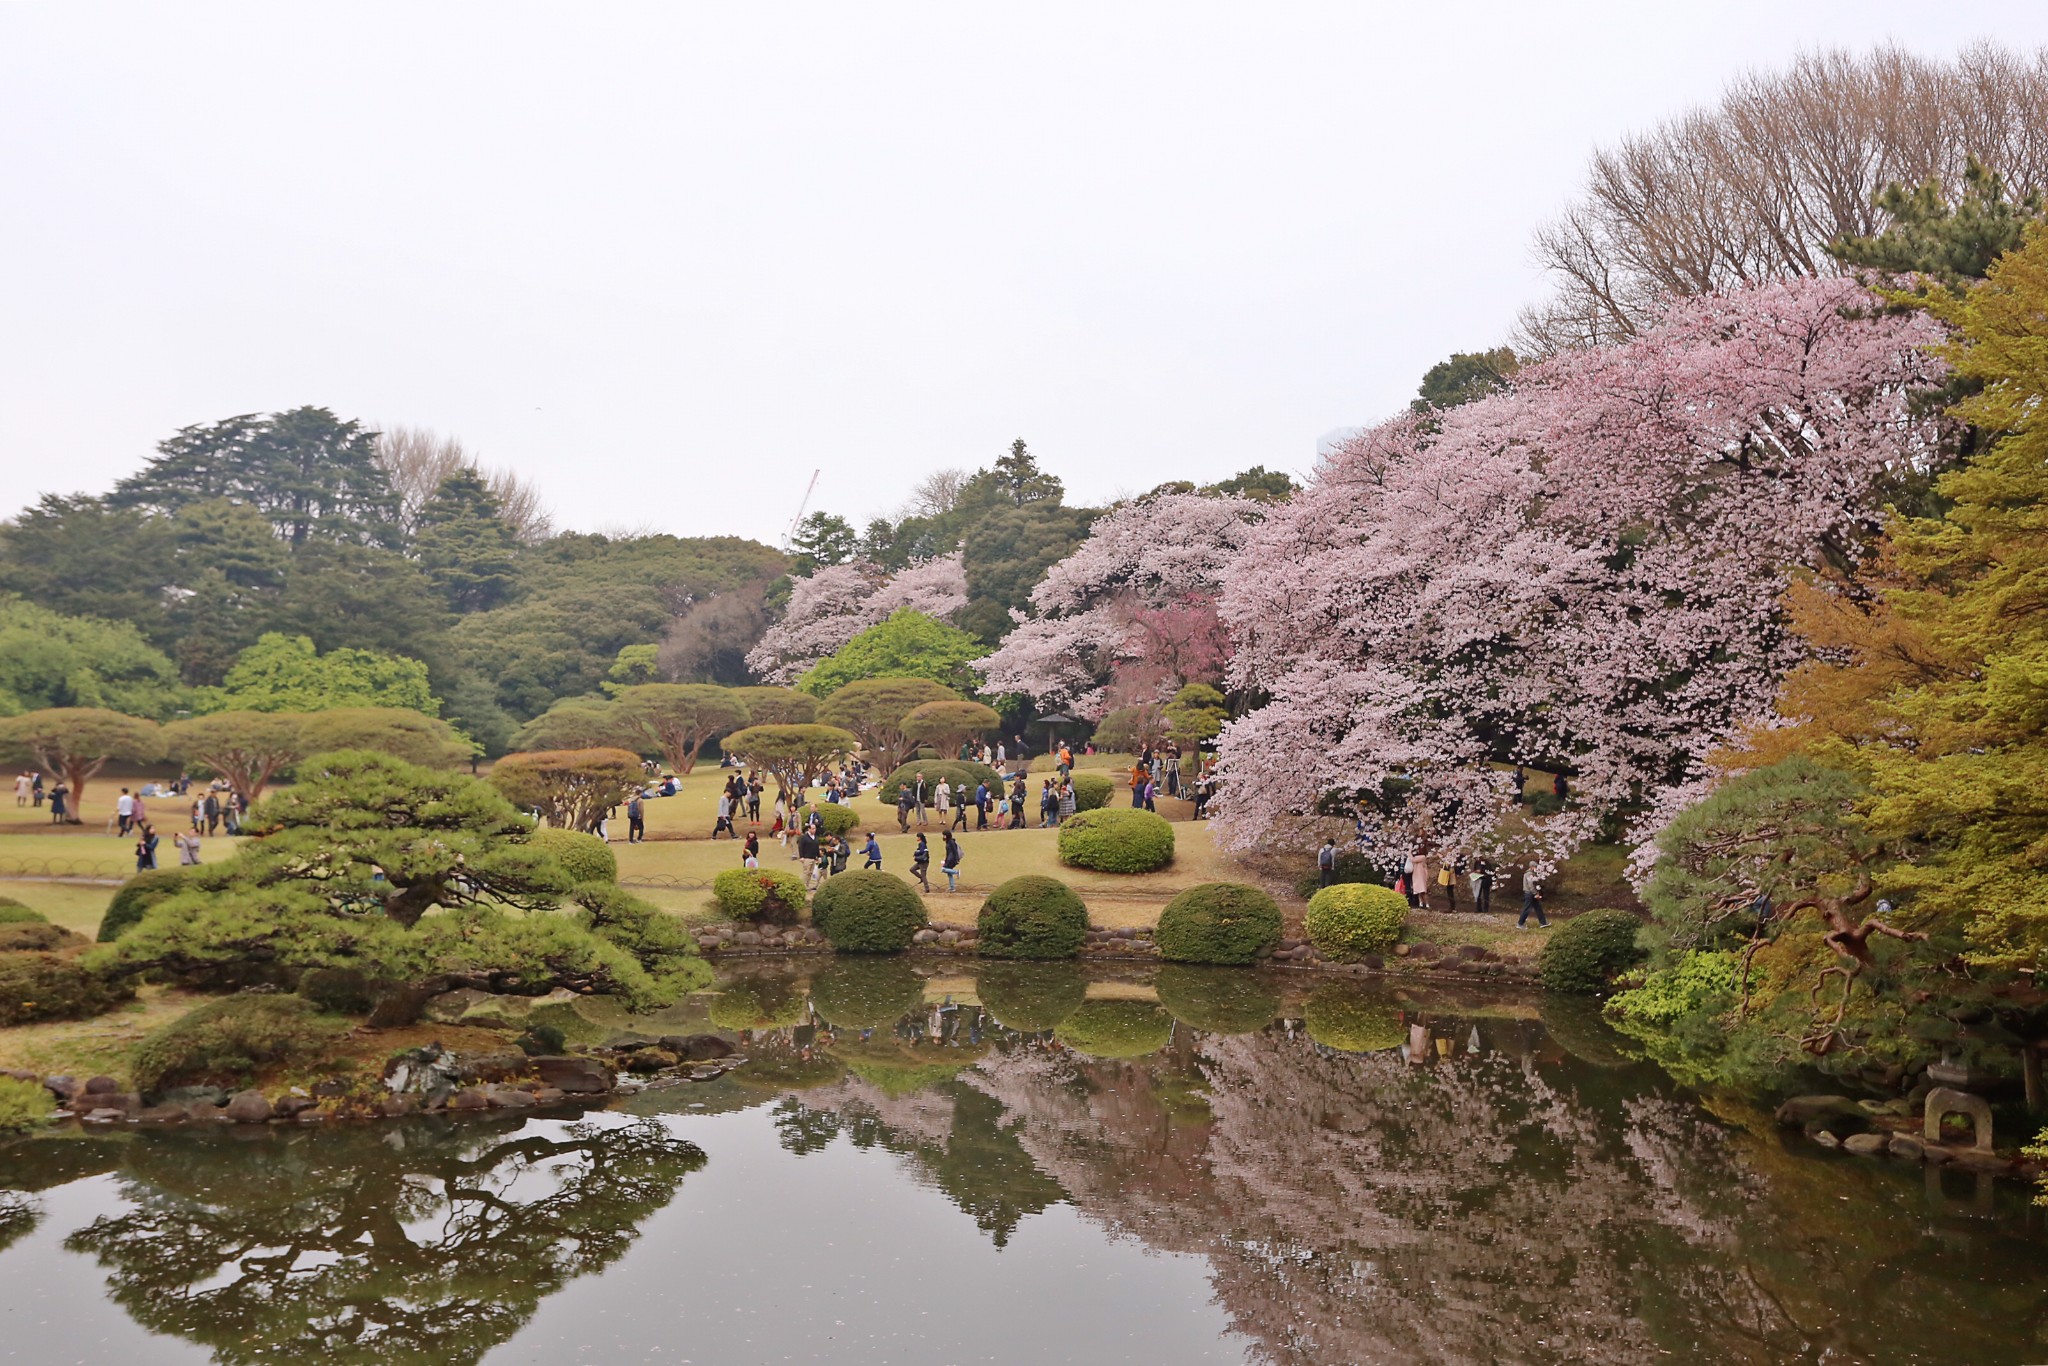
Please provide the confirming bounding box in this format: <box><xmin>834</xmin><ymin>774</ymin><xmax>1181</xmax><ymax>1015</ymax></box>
<box><xmin>3</xmin><ymin>962</ymin><xmax>2045</xmax><ymax>1365</ymax></box>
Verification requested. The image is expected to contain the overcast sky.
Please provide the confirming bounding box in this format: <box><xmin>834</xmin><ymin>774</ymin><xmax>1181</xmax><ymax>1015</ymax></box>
<box><xmin>4</xmin><ymin>3</ymin><xmax>2045</xmax><ymax>547</ymax></box>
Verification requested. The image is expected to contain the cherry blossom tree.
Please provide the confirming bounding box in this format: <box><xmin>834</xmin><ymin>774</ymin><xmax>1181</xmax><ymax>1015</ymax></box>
<box><xmin>1211</xmin><ymin>277</ymin><xmax>1948</xmax><ymax>873</ymax></box>
<box><xmin>976</xmin><ymin>493</ymin><xmax>1260</xmax><ymax>717</ymax></box>
<box><xmin>745</xmin><ymin>554</ymin><xmax>967</xmax><ymax>684</ymax></box>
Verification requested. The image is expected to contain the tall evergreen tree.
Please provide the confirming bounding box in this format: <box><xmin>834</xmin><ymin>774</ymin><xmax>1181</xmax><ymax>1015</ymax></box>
<box><xmin>414</xmin><ymin>468</ymin><xmax>521</xmax><ymax>612</ymax></box>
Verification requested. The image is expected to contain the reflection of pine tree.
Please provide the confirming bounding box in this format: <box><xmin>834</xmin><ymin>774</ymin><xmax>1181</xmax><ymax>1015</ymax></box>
<box><xmin>65</xmin><ymin>1117</ymin><xmax>703</xmax><ymax>1366</ymax></box>
<box><xmin>0</xmin><ymin>1190</ymin><xmax>37</xmax><ymax>1256</ymax></box>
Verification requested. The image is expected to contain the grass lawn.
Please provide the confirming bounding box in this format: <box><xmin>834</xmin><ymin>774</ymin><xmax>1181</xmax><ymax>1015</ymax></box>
<box><xmin>0</xmin><ymin>984</ymin><xmax>207</xmax><ymax>1082</ymax></box>
<box><xmin>0</xmin><ymin>880</ymin><xmax>118</xmax><ymax>936</ymax></box>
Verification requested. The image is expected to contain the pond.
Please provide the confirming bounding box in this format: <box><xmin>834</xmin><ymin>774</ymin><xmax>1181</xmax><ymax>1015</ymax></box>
<box><xmin>3</xmin><ymin>962</ymin><xmax>2047</xmax><ymax>1364</ymax></box>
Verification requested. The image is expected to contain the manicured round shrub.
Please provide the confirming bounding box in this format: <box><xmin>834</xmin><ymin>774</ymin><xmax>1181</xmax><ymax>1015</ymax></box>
<box><xmin>527</xmin><ymin>827</ymin><xmax>618</xmax><ymax>884</ymax></box>
<box><xmin>976</xmin><ymin>875</ymin><xmax>1089</xmax><ymax>959</ymax></box>
<box><xmin>1056</xmin><ymin>808</ymin><xmax>1176</xmax><ymax>874</ymax></box>
<box><xmin>877</xmin><ymin>761</ymin><xmax>1000</xmax><ymax>806</ymax></box>
<box><xmin>705</xmin><ymin>971</ymin><xmax>810</xmax><ymax>1031</ymax></box>
<box><xmin>1156</xmin><ymin>882</ymin><xmax>1282</xmax><ymax>965</ymax></box>
<box><xmin>1067</xmin><ymin>772</ymin><xmax>1115</xmax><ymax>812</ymax></box>
<box><xmin>1304</xmin><ymin>883</ymin><xmax>1407</xmax><ymax>962</ymax></box>
<box><xmin>98</xmin><ymin>867</ymin><xmax>202</xmax><ymax>943</ymax></box>
<box><xmin>711</xmin><ymin>867</ymin><xmax>809</xmax><ymax>924</ymax></box>
<box><xmin>1302</xmin><ymin>985</ymin><xmax>1404</xmax><ymax>1053</ymax></box>
<box><xmin>1054</xmin><ymin>1000</ymin><xmax>1173</xmax><ymax>1059</ymax></box>
<box><xmin>0</xmin><ymin>1075</ymin><xmax>55</xmax><ymax>1135</ymax></box>
<box><xmin>0</xmin><ymin>952</ymin><xmax>133</xmax><ymax>1027</ymax></box>
<box><xmin>809</xmin><ymin>957</ymin><xmax>925</xmax><ymax>1028</ymax></box>
<box><xmin>0</xmin><ymin>921</ymin><xmax>86</xmax><ymax>954</ymax></box>
<box><xmin>975</xmin><ymin>962</ymin><xmax>1087</xmax><ymax>1031</ymax></box>
<box><xmin>807</xmin><ymin>803</ymin><xmax>861</xmax><ymax>839</ymax></box>
<box><xmin>130</xmin><ymin>994</ymin><xmax>343</xmax><ymax>1096</ymax></box>
<box><xmin>812</xmin><ymin>871</ymin><xmax>928</xmax><ymax>953</ymax></box>
<box><xmin>0</xmin><ymin>900</ymin><xmax>45</xmax><ymax>925</ymax></box>
<box><xmin>1155</xmin><ymin>964</ymin><xmax>1280</xmax><ymax>1035</ymax></box>
<box><xmin>1538</xmin><ymin>909</ymin><xmax>1646</xmax><ymax>994</ymax></box>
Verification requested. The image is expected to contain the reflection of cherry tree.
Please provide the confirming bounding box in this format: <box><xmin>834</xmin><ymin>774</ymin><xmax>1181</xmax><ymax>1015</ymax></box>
<box><xmin>0</xmin><ymin>1189</ymin><xmax>36</xmax><ymax>1256</ymax></box>
<box><xmin>66</xmin><ymin>1117</ymin><xmax>704</xmax><ymax>1366</ymax></box>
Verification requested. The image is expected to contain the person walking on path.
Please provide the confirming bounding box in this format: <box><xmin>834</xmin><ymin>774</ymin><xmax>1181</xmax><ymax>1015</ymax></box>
<box><xmin>797</xmin><ymin>827</ymin><xmax>822</xmax><ymax>888</ymax></box>
<box><xmin>1441</xmin><ymin>861</ymin><xmax>1460</xmax><ymax>910</ymax></box>
<box><xmin>941</xmin><ymin>831</ymin><xmax>962</xmax><ymax>892</ymax></box>
<box><xmin>626</xmin><ymin>794</ymin><xmax>646</xmax><ymax>844</ymax></box>
<box><xmin>742</xmin><ymin>831</ymin><xmax>760</xmax><ymax>864</ymax></box>
<box><xmin>134</xmin><ymin>822</ymin><xmax>159</xmax><ymax>872</ymax></box>
<box><xmin>1517</xmin><ymin>868</ymin><xmax>1549</xmax><ymax>928</ymax></box>
<box><xmin>1472</xmin><ymin>860</ymin><xmax>1494</xmax><ymax>915</ymax></box>
<box><xmin>910</xmin><ymin>833</ymin><xmax>932</xmax><ymax>891</ymax></box>
<box><xmin>12</xmin><ymin>771</ymin><xmax>27</xmax><ymax>807</ymax></box>
<box><xmin>1318</xmin><ymin>840</ymin><xmax>1338</xmax><ymax>888</ymax></box>
<box><xmin>951</xmin><ymin>787</ymin><xmax>970</xmax><ymax>831</ymax></box>
<box><xmin>934</xmin><ymin>779</ymin><xmax>952</xmax><ymax>829</ymax></box>
<box><xmin>203</xmin><ymin>790</ymin><xmax>221</xmax><ymax>836</ymax></box>
<box><xmin>896</xmin><ymin>784</ymin><xmax>913</xmax><ymax>833</ymax></box>
<box><xmin>1407</xmin><ymin>852</ymin><xmax>1431</xmax><ymax>909</ymax></box>
<box><xmin>862</xmin><ymin>832</ymin><xmax>882</xmax><ymax>869</ymax></box>
<box><xmin>116</xmin><ymin>788</ymin><xmax>135</xmax><ymax>837</ymax></box>
<box><xmin>974</xmin><ymin>781</ymin><xmax>990</xmax><ymax>830</ymax></box>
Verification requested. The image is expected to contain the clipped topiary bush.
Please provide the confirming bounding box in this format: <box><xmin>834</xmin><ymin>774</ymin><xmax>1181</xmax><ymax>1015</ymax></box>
<box><xmin>712</xmin><ymin>866</ymin><xmax>810</xmax><ymax>924</ymax></box>
<box><xmin>130</xmin><ymin>994</ymin><xmax>344</xmax><ymax>1096</ymax></box>
<box><xmin>810</xmin><ymin>957</ymin><xmax>925</xmax><ymax>1028</ymax></box>
<box><xmin>705</xmin><ymin>971</ymin><xmax>810</xmax><ymax>1031</ymax></box>
<box><xmin>975</xmin><ymin>962</ymin><xmax>1088</xmax><ymax>1031</ymax></box>
<box><xmin>1155</xmin><ymin>964</ymin><xmax>1280</xmax><ymax>1035</ymax></box>
<box><xmin>813</xmin><ymin>871</ymin><xmax>928</xmax><ymax>953</ymax></box>
<box><xmin>1304</xmin><ymin>883</ymin><xmax>1407</xmax><ymax>962</ymax></box>
<box><xmin>1156</xmin><ymin>882</ymin><xmax>1282</xmax><ymax>965</ymax></box>
<box><xmin>877</xmin><ymin>761</ymin><xmax>1000</xmax><ymax>806</ymax></box>
<box><xmin>977</xmin><ymin>875</ymin><xmax>1089</xmax><ymax>959</ymax></box>
<box><xmin>98</xmin><ymin>867</ymin><xmax>204</xmax><ymax>943</ymax></box>
<box><xmin>1054</xmin><ymin>1000</ymin><xmax>1174</xmax><ymax>1059</ymax></box>
<box><xmin>807</xmin><ymin>803</ymin><xmax>861</xmax><ymax>839</ymax></box>
<box><xmin>1538</xmin><ymin>909</ymin><xmax>1646</xmax><ymax>995</ymax></box>
<box><xmin>0</xmin><ymin>1075</ymin><xmax>56</xmax><ymax>1135</ymax></box>
<box><xmin>0</xmin><ymin>921</ymin><xmax>86</xmax><ymax>954</ymax></box>
<box><xmin>527</xmin><ymin>827</ymin><xmax>619</xmax><ymax>884</ymax></box>
<box><xmin>1303</xmin><ymin>985</ymin><xmax>1406</xmax><ymax>1053</ymax></box>
<box><xmin>1068</xmin><ymin>772</ymin><xmax>1115</xmax><ymax>812</ymax></box>
<box><xmin>0</xmin><ymin>901</ymin><xmax>45</xmax><ymax>925</ymax></box>
<box><xmin>0</xmin><ymin>952</ymin><xmax>133</xmax><ymax>1027</ymax></box>
<box><xmin>1056</xmin><ymin>808</ymin><xmax>1175</xmax><ymax>874</ymax></box>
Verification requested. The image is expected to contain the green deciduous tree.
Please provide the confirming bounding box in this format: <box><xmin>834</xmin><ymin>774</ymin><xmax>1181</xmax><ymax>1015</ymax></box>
<box><xmin>721</xmin><ymin>723</ymin><xmax>860</xmax><ymax>798</ymax></box>
<box><xmin>796</xmin><ymin>609</ymin><xmax>985</xmax><ymax>697</ymax></box>
<box><xmin>900</xmin><ymin>699</ymin><xmax>1002</xmax><ymax>757</ymax></box>
<box><xmin>162</xmin><ymin>711</ymin><xmax>307</xmax><ymax>804</ymax></box>
<box><xmin>0</xmin><ymin>707</ymin><xmax>162</xmax><ymax>821</ymax></box>
<box><xmin>613</xmin><ymin>683</ymin><xmax>750</xmax><ymax>774</ymax></box>
<box><xmin>0</xmin><ymin>597</ymin><xmax>184</xmax><ymax>719</ymax></box>
<box><xmin>817</xmin><ymin>678</ymin><xmax>959</xmax><ymax>772</ymax></box>
<box><xmin>489</xmin><ymin>748</ymin><xmax>646</xmax><ymax>832</ymax></box>
<box><xmin>201</xmin><ymin>633</ymin><xmax>439</xmax><ymax>715</ymax></box>
<box><xmin>297</xmin><ymin>706</ymin><xmax>475</xmax><ymax>769</ymax></box>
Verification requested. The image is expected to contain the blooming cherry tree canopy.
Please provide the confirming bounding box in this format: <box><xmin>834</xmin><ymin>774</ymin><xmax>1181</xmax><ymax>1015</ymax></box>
<box><xmin>1211</xmin><ymin>278</ymin><xmax>1947</xmax><ymax>871</ymax></box>
<box><xmin>746</xmin><ymin>553</ymin><xmax>968</xmax><ymax>684</ymax></box>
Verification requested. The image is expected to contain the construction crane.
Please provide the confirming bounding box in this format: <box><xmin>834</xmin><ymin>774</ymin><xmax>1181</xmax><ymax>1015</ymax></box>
<box><xmin>783</xmin><ymin>469</ymin><xmax>821</xmax><ymax>548</ymax></box>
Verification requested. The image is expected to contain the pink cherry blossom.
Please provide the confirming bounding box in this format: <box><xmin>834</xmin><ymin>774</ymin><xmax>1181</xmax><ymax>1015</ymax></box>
<box><xmin>1211</xmin><ymin>277</ymin><xmax>1947</xmax><ymax>874</ymax></box>
<box><xmin>746</xmin><ymin>553</ymin><xmax>967</xmax><ymax>684</ymax></box>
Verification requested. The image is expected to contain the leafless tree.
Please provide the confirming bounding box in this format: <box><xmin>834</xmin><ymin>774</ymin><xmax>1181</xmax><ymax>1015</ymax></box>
<box><xmin>658</xmin><ymin>581</ymin><xmax>775</xmax><ymax>684</ymax></box>
<box><xmin>902</xmin><ymin>467</ymin><xmax>970</xmax><ymax>520</ymax></box>
<box><xmin>374</xmin><ymin>423</ymin><xmax>555</xmax><ymax>543</ymax></box>
<box><xmin>1518</xmin><ymin>42</ymin><xmax>2048</xmax><ymax>352</ymax></box>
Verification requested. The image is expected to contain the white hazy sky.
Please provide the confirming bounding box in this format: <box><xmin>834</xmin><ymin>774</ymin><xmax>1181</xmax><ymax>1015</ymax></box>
<box><xmin>4</xmin><ymin>2</ymin><xmax>2046</xmax><ymax>546</ymax></box>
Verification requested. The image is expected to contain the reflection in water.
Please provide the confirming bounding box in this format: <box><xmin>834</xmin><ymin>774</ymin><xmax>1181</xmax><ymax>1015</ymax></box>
<box><xmin>57</xmin><ymin>1116</ymin><xmax>703</xmax><ymax>1366</ymax></box>
<box><xmin>6</xmin><ymin>964</ymin><xmax>2048</xmax><ymax>1365</ymax></box>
